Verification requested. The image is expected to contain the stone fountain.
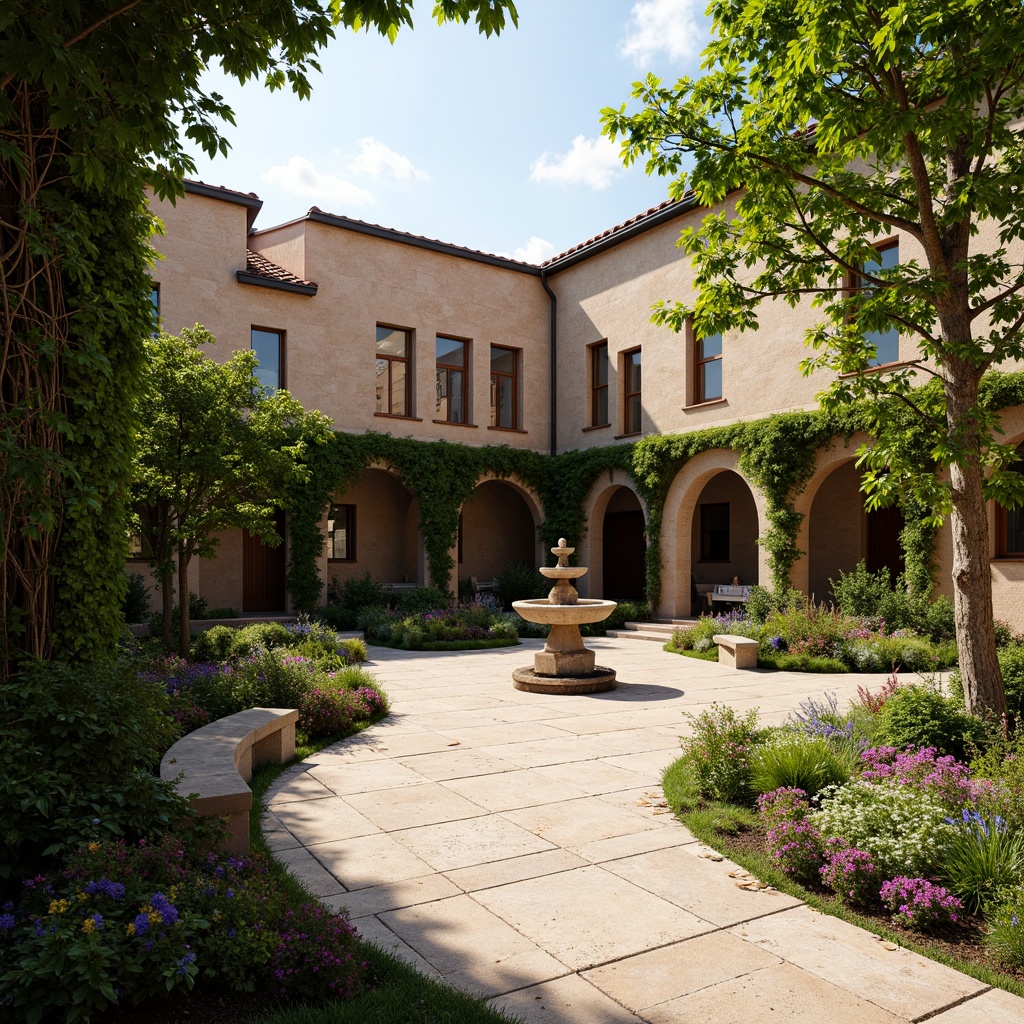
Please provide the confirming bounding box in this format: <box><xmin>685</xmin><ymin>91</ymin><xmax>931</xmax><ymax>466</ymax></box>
<box><xmin>512</xmin><ymin>538</ymin><xmax>617</xmax><ymax>694</ymax></box>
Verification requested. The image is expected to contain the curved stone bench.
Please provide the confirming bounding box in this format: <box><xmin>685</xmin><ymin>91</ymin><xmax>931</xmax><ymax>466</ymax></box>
<box><xmin>160</xmin><ymin>707</ymin><xmax>298</xmax><ymax>853</ymax></box>
<box><xmin>712</xmin><ymin>634</ymin><xmax>760</xmax><ymax>669</ymax></box>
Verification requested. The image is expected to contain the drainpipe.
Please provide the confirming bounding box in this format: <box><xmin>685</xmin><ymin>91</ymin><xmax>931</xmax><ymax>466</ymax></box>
<box><xmin>540</xmin><ymin>269</ymin><xmax>557</xmax><ymax>456</ymax></box>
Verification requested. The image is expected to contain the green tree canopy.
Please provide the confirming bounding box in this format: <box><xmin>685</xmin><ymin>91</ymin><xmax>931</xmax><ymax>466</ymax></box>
<box><xmin>134</xmin><ymin>327</ymin><xmax>333</xmax><ymax>653</ymax></box>
<box><xmin>602</xmin><ymin>0</ymin><xmax>1024</xmax><ymax>716</ymax></box>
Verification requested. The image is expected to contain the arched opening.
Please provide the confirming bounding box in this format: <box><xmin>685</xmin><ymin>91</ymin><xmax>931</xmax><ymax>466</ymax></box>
<box><xmin>460</xmin><ymin>479</ymin><xmax>538</xmax><ymax>583</ymax></box>
<box><xmin>806</xmin><ymin>459</ymin><xmax>904</xmax><ymax>602</ymax></box>
<box><xmin>327</xmin><ymin>468</ymin><xmax>419</xmax><ymax>587</ymax></box>
<box><xmin>689</xmin><ymin>470</ymin><xmax>759</xmax><ymax>605</ymax></box>
<box><xmin>601</xmin><ymin>486</ymin><xmax>646</xmax><ymax>599</ymax></box>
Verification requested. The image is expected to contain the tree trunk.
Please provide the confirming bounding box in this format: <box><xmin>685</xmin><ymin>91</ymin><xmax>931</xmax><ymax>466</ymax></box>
<box><xmin>161</xmin><ymin>572</ymin><xmax>174</xmax><ymax>650</ymax></box>
<box><xmin>945</xmin><ymin>364</ymin><xmax>1007</xmax><ymax>717</ymax></box>
<box><xmin>178</xmin><ymin>538</ymin><xmax>190</xmax><ymax>658</ymax></box>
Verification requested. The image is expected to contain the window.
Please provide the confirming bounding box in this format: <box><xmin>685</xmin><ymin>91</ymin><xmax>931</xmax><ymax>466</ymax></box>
<box><xmin>696</xmin><ymin>332</ymin><xmax>723</xmax><ymax>403</ymax></box>
<box><xmin>376</xmin><ymin>326</ymin><xmax>411</xmax><ymax>416</ymax></box>
<box><xmin>127</xmin><ymin>532</ymin><xmax>154</xmax><ymax>560</ymax></box>
<box><xmin>591</xmin><ymin>342</ymin><xmax>609</xmax><ymax>426</ymax></box>
<box><xmin>623</xmin><ymin>348</ymin><xmax>642</xmax><ymax>434</ymax></box>
<box><xmin>700</xmin><ymin>503</ymin><xmax>730</xmax><ymax>561</ymax></box>
<box><xmin>435</xmin><ymin>336</ymin><xmax>468</xmax><ymax>423</ymax></box>
<box><xmin>327</xmin><ymin>504</ymin><xmax>356</xmax><ymax>561</ymax></box>
<box><xmin>853</xmin><ymin>241</ymin><xmax>900</xmax><ymax>366</ymax></box>
<box><xmin>997</xmin><ymin>452</ymin><xmax>1024</xmax><ymax>557</ymax></box>
<box><xmin>150</xmin><ymin>283</ymin><xmax>160</xmax><ymax>337</ymax></box>
<box><xmin>251</xmin><ymin>326</ymin><xmax>284</xmax><ymax>392</ymax></box>
<box><xmin>490</xmin><ymin>345</ymin><xmax>519</xmax><ymax>429</ymax></box>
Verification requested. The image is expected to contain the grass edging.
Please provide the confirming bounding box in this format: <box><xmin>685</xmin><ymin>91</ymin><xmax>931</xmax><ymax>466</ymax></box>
<box><xmin>248</xmin><ymin>735</ymin><xmax>520</xmax><ymax>1024</ymax></box>
<box><xmin>661</xmin><ymin>757</ymin><xmax>1024</xmax><ymax>1000</ymax></box>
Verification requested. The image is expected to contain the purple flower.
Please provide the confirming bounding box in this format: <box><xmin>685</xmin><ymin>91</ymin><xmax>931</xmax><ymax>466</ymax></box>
<box><xmin>85</xmin><ymin>878</ymin><xmax>126</xmax><ymax>900</ymax></box>
<box><xmin>133</xmin><ymin>913</ymin><xmax>150</xmax><ymax>936</ymax></box>
<box><xmin>0</xmin><ymin>913</ymin><xmax>15</xmax><ymax>930</ymax></box>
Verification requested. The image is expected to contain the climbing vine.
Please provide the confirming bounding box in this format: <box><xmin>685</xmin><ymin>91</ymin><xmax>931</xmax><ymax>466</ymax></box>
<box><xmin>286</xmin><ymin>370</ymin><xmax>1024</xmax><ymax>613</ymax></box>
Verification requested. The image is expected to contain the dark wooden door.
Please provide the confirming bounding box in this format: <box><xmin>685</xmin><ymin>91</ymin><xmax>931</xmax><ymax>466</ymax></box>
<box><xmin>243</xmin><ymin>511</ymin><xmax>287</xmax><ymax>613</ymax></box>
<box><xmin>867</xmin><ymin>505</ymin><xmax>905</xmax><ymax>579</ymax></box>
<box><xmin>602</xmin><ymin>510</ymin><xmax>646</xmax><ymax>599</ymax></box>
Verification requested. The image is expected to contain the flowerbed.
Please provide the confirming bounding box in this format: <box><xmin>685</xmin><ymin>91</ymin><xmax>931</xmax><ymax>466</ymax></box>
<box><xmin>359</xmin><ymin>594</ymin><xmax>524</xmax><ymax>650</ymax></box>
<box><xmin>668</xmin><ymin>681</ymin><xmax>1024</xmax><ymax>989</ymax></box>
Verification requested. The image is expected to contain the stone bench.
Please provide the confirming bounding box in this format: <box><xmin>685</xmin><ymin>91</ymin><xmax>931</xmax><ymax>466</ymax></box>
<box><xmin>712</xmin><ymin>634</ymin><xmax>760</xmax><ymax>669</ymax></box>
<box><xmin>160</xmin><ymin>707</ymin><xmax>298</xmax><ymax>853</ymax></box>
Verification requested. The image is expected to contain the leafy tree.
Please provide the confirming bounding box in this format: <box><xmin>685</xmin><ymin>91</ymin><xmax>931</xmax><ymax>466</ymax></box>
<box><xmin>134</xmin><ymin>327</ymin><xmax>332</xmax><ymax>654</ymax></box>
<box><xmin>0</xmin><ymin>0</ymin><xmax>517</xmax><ymax>674</ymax></box>
<box><xmin>602</xmin><ymin>0</ymin><xmax>1024</xmax><ymax>715</ymax></box>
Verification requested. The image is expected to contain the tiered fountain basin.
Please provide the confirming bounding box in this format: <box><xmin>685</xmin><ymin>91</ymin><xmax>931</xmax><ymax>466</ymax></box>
<box><xmin>512</xmin><ymin>540</ymin><xmax>617</xmax><ymax>694</ymax></box>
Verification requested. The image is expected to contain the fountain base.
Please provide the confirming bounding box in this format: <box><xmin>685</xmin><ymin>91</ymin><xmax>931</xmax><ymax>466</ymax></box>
<box><xmin>512</xmin><ymin>666</ymin><xmax>616</xmax><ymax>694</ymax></box>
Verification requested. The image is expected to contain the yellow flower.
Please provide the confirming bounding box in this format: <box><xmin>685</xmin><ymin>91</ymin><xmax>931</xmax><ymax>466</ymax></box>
<box><xmin>87</xmin><ymin>842</ymin><xmax>100</xmax><ymax>852</ymax></box>
<box><xmin>126</xmin><ymin>922</ymin><xmax>136</xmax><ymax>936</ymax></box>
<box><xmin>82</xmin><ymin>918</ymin><xmax>95</xmax><ymax>935</ymax></box>
<box><xmin>48</xmin><ymin>899</ymin><xmax>69</xmax><ymax>916</ymax></box>
<box><xmin>75</xmin><ymin>892</ymin><xmax>88</xmax><ymax>903</ymax></box>
<box><xmin>147</xmin><ymin>910</ymin><xmax>161</xmax><ymax>925</ymax></box>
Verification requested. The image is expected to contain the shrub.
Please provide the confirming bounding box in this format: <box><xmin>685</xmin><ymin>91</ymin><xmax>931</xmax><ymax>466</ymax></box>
<box><xmin>0</xmin><ymin>660</ymin><xmax>186</xmax><ymax>882</ymax></box>
<box><xmin>396</xmin><ymin>587</ymin><xmax>449</xmax><ymax>615</ymax></box>
<box><xmin>670</xmin><ymin>612</ymin><xmax>758</xmax><ymax>654</ymax></box>
<box><xmin>750</xmin><ymin>732</ymin><xmax>855</xmax><ymax>799</ymax></box>
<box><xmin>270</xmin><ymin>902</ymin><xmax>364</xmax><ymax>1001</ymax></box>
<box><xmin>189</xmin><ymin>624</ymin><xmax>238</xmax><ymax>662</ymax></box>
<box><xmin>326</xmin><ymin>573</ymin><xmax>388</xmax><ymax>627</ymax></box>
<box><xmin>298</xmin><ymin>685</ymin><xmax>355</xmax><ymax>738</ymax></box>
<box><xmin>856</xmin><ymin>674</ymin><xmax>899</xmax><ymax>714</ymax></box>
<box><xmin>227</xmin><ymin>650</ymin><xmax>318</xmax><ymax>711</ymax></box>
<box><xmin>229</xmin><ymin>622</ymin><xmax>293</xmax><ymax>658</ymax></box>
<box><xmin>875</xmin><ymin>684</ymin><xmax>985</xmax><ymax>760</ymax></box>
<box><xmin>987</xmin><ymin>888</ymin><xmax>1024</xmax><ymax>969</ymax></box>
<box><xmin>813</xmin><ymin>780</ymin><xmax>954</xmax><ymax>877</ymax></box>
<box><xmin>680</xmin><ymin>704</ymin><xmax>761</xmax><ymax>804</ymax></box>
<box><xmin>997</xmin><ymin>642</ymin><xmax>1024</xmax><ymax>717</ymax></box>
<box><xmin>831</xmin><ymin>561</ymin><xmax>893</xmax><ymax>618</ymax></box>
<box><xmin>970</xmin><ymin>731</ymin><xmax>1024</xmax><ymax>829</ymax></box>
<box><xmin>766</xmin><ymin>818</ymin><xmax>824</xmax><ymax>881</ymax></box>
<box><xmin>819</xmin><ymin>840</ymin><xmax>882</xmax><ymax>905</ymax></box>
<box><xmin>122</xmin><ymin>571</ymin><xmax>150</xmax><ymax>624</ymax></box>
<box><xmin>880</xmin><ymin>877</ymin><xmax>964</xmax><ymax>929</ymax></box>
<box><xmin>755</xmin><ymin>787</ymin><xmax>811</xmax><ymax>828</ymax></box>
<box><xmin>340</xmin><ymin>637</ymin><xmax>368</xmax><ymax>663</ymax></box>
<box><xmin>496</xmin><ymin>562</ymin><xmax>547</xmax><ymax>609</ymax></box>
<box><xmin>858</xmin><ymin>746</ymin><xmax>981</xmax><ymax>809</ymax></box>
<box><xmin>489</xmin><ymin>618</ymin><xmax>519</xmax><ymax>640</ymax></box>
<box><xmin>939</xmin><ymin>810</ymin><xmax>1024</xmax><ymax>913</ymax></box>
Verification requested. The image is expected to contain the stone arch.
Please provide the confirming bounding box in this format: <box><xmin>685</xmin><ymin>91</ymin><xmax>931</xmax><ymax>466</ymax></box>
<box><xmin>659</xmin><ymin>450</ymin><xmax>770</xmax><ymax>619</ymax></box>
<box><xmin>459</xmin><ymin>474</ymin><xmax>544</xmax><ymax>588</ymax></box>
<box><xmin>578</xmin><ymin>470</ymin><xmax>648</xmax><ymax>600</ymax></box>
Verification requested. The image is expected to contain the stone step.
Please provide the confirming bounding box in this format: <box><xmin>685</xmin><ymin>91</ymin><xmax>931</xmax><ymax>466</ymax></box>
<box><xmin>606</xmin><ymin>628</ymin><xmax>677</xmax><ymax>643</ymax></box>
<box><xmin>621</xmin><ymin>620</ymin><xmax>693</xmax><ymax>634</ymax></box>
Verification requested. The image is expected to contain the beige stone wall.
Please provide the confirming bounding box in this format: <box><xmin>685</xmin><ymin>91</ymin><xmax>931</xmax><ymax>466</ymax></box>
<box><xmin>688</xmin><ymin>471</ymin><xmax>760</xmax><ymax>590</ymax></box>
<box><xmin>805</xmin><ymin>460</ymin><xmax>865</xmax><ymax>604</ymax></box>
<box><xmin>460</xmin><ymin>480</ymin><xmax>539</xmax><ymax>583</ymax></box>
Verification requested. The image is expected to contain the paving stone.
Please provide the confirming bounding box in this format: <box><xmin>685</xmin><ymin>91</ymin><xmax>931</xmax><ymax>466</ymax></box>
<box><xmin>445</xmin><ymin>849</ymin><xmax>587</xmax><ymax>893</ymax></box>
<box><xmin>349</xmin><ymin>916</ymin><xmax>446</xmax><ymax>981</ymax></box>
<box><xmin>926</xmin><ymin>987</ymin><xmax>1024</xmax><ymax>1023</ymax></box>
<box><xmin>430</xmin><ymin>721</ymin><xmax>576</xmax><ymax>749</ymax></box>
<box><xmin>272</xmin><ymin>847</ymin><xmax>347</xmax><ymax>897</ymax></box>
<box><xmin>265</xmin><ymin>771</ymin><xmax>334</xmax><ymax>805</ymax></box>
<box><xmin>732</xmin><ymin>906</ymin><xmax>988</xmax><ymax>1020</ymax></box>
<box><xmin>574</xmin><ymin>823</ymin><xmax>694</xmax><ymax>863</ymax></box>
<box><xmin>307</xmin><ymin>759</ymin><xmax>427</xmax><ymax>795</ymax></box>
<box><xmin>442</xmin><ymin>768</ymin><xmax>590</xmax><ymax>812</ymax></box>
<box><xmin>395</xmin><ymin>748</ymin><xmax>519</xmax><ymax>781</ymax></box>
<box><xmin>643</xmin><ymin>962</ymin><xmax>904</xmax><ymax>1024</ymax></box>
<box><xmin>532</xmin><ymin>759</ymin><xmax>657</xmax><ymax>794</ymax></box>
<box><xmin>310</xmin><ymin>832</ymin><xmax>435</xmax><ymax>890</ymax></box>
<box><xmin>604</xmin><ymin>845</ymin><xmax>802</xmax><ymax>927</ymax></box>
<box><xmin>472</xmin><ymin>865</ymin><xmax>713</xmax><ymax>970</ymax></box>
<box><xmin>581</xmin><ymin>930</ymin><xmax>782</xmax><ymax>1009</ymax></box>
<box><xmin>358</xmin><ymin>731</ymin><xmax>466</xmax><ymax>757</ymax></box>
<box><xmin>502</xmin><ymin>796</ymin><xmax>661</xmax><ymax>851</ymax></box>
<box><xmin>488</xmin><ymin>973</ymin><xmax>646</xmax><ymax>1024</ymax></box>
<box><xmin>327</xmin><ymin>872</ymin><xmax>460</xmax><ymax>919</ymax></box>
<box><xmin>391</xmin><ymin>814</ymin><xmax>555</xmax><ymax>871</ymax></box>
<box><xmin>270</xmin><ymin>796</ymin><xmax>380</xmax><ymax>846</ymax></box>
<box><xmin>476</xmin><ymin>738</ymin><xmax>594</xmax><ymax>769</ymax></box>
<box><xmin>344</xmin><ymin>781</ymin><xmax>488</xmax><ymax>831</ymax></box>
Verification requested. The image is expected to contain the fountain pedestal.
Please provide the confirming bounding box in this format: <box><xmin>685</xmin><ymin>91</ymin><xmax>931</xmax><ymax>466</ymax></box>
<box><xmin>511</xmin><ymin>538</ymin><xmax>617</xmax><ymax>694</ymax></box>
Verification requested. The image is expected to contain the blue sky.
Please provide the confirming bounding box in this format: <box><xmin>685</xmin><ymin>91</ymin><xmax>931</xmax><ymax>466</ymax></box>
<box><xmin>186</xmin><ymin>0</ymin><xmax>711</xmax><ymax>263</ymax></box>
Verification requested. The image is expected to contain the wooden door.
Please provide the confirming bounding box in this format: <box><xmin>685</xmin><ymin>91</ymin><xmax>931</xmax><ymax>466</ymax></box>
<box><xmin>602</xmin><ymin>510</ymin><xmax>646</xmax><ymax>599</ymax></box>
<box><xmin>243</xmin><ymin>511</ymin><xmax>287</xmax><ymax>613</ymax></box>
<box><xmin>866</xmin><ymin>505</ymin><xmax>905</xmax><ymax>579</ymax></box>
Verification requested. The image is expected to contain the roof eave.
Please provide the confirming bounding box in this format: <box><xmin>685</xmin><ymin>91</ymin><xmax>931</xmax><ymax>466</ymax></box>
<box><xmin>235</xmin><ymin>271</ymin><xmax>318</xmax><ymax>297</ymax></box>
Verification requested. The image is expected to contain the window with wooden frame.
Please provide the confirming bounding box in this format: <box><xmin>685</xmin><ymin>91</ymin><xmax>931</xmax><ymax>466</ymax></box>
<box><xmin>997</xmin><ymin>452</ymin><xmax>1024</xmax><ymax>557</ymax></box>
<box><xmin>591</xmin><ymin>342</ymin><xmax>609</xmax><ymax>426</ymax></box>
<box><xmin>623</xmin><ymin>347</ymin><xmax>642</xmax><ymax>434</ymax></box>
<box><xmin>376</xmin><ymin>325</ymin><xmax>411</xmax><ymax>416</ymax></box>
<box><xmin>850</xmin><ymin>240</ymin><xmax>900</xmax><ymax>367</ymax></box>
<box><xmin>251</xmin><ymin>326</ymin><xmax>284</xmax><ymax>392</ymax></box>
<box><xmin>435</xmin><ymin>335</ymin><xmax>469</xmax><ymax>423</ymax></box>
<box><xmin>700</xmin><ymin>503</ymin><xmax>730</xmax><ymax>562</ymax></box>
<box><xmin>150</xmin><ymin>283</ymin><xmax>160</xmax><ymax>337</ymax></box>
<box><xmin>490</xmin><ymin>345</ymin><xmax>519</xmax><ymax>429</ymax></box>
<box><xmin>695</xmin><ymin>331</ymin><xmax>723</xmax><ymax>403</ymax></box>
<box><xmin>327</xmin><ymin>504</ymin><xmax>356</xmax><ymax>561</ymax></box>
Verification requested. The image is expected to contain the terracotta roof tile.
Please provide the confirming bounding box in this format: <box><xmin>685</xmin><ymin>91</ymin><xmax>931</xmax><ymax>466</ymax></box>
<box><xmin>244</xmin><ymin>249</ymin><xmax>317</xmax><ymax>289</ymax></box>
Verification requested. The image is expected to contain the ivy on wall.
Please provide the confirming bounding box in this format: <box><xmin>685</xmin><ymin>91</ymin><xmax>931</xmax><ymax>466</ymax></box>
<box><xmin>286</xmin><ymin>370</ymin><xmax>1024</xmax><ymax>612</ymax></box>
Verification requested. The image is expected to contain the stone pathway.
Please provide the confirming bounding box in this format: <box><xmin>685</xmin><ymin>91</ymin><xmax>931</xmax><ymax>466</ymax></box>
<box><xmin>263</xmin><ymin>638</ymin><xmax>1024</xmax><ymax>1023</ymax></box>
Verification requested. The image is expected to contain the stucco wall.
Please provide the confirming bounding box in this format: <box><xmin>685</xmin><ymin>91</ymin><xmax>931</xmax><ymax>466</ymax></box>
<box><xmin>460</xmin><ymin>480</ymin><xmax>538</xmax><ymax>583</ymax></box>
<box><xmin>688</xmin><ymin>471</ymin><xmax>760</xmax><ymax>590</ymax></box>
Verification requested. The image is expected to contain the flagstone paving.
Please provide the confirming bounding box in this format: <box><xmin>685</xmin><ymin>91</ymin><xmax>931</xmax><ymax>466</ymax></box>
<box><xmin>263</xmin><ymin>637</ymin><xmax>1024</xmax><ymax>1023</ymax></box>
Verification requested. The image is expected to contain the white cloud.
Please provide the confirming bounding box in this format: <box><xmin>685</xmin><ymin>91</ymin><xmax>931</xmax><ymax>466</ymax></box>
<box><xmin>530</xmin><ymin>135</ymin><xmax>622</xmax><ymax>190</ymax></box>
<box><xmin>620</xmin><ymin>0</ymin><xmax>703</xmax><ymax>66</ymax></box>
<box><xmin>347</xmin><ymin>137</ymin><xmax>429</xmax><ymax>182</ymax></box>
<box><xmin>511</xmin><ymin>237</ymin><xmax>557</xmax><ymax>265</ymax></box>
<box><xmin>263</xmin><ymin>156</ymin><xmax>373</xmax><ymax>207</ymax></box>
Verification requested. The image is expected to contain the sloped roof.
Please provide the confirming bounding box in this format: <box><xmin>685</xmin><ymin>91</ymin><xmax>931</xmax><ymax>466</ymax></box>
<box><xmin>237</xmin><ymin>249</ymin><xmax>318</xmax><ymax>296</ymax></box>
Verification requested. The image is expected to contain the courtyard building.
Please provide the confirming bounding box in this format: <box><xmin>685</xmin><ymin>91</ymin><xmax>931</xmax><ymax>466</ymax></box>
<box><xmin>139</xmin><ymin>180</ymin><xmax>1024</xmax><ymax>630</ymax></box>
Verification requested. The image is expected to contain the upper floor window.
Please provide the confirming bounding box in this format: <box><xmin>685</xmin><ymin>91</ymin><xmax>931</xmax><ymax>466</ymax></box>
<box><xmin>150</xmin><ymin>284</ymin><xmax>160</xmax><ymax>337</ymax></box>
<box><xmin>696</xmin><ymin>332</ymin><xmax>723</xmax><ymax>403</ymax></box>
<box><xmin>623</xmin><ymin>348</ymin><xmax>642</xmax><ymax>435</ymax></box>
<box><xmin>490</xmin><ymin>345</ymin><xmax>519</xmax><ymax>430</ymax></box>
<box><xmin>854</xmin><ymin>241</ymin><xmax>900</xmax><ymax>367</ymax></box>
<box><xmin>376</xmin><ymin>325</ymin><xmax>411</xmax><ymax>416</ymax></box>
<box><xmin>591</xmin><ymin>342</ymin><xmax>609</xmax><ymax>426</ymax></box>
<box><xmin>251</xmin><ymin>326</ymin><xmax>284</xmax><ymax>392</ymax></box>
<box><xmin>327</xmin><ymin>504</ymin><xmax>356</xmax><ymax>561</ymax></box>
<box><xmin>436</xmin><ymin>336</ymin><xmax>468</xmax><ymax>423</ymax></box>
